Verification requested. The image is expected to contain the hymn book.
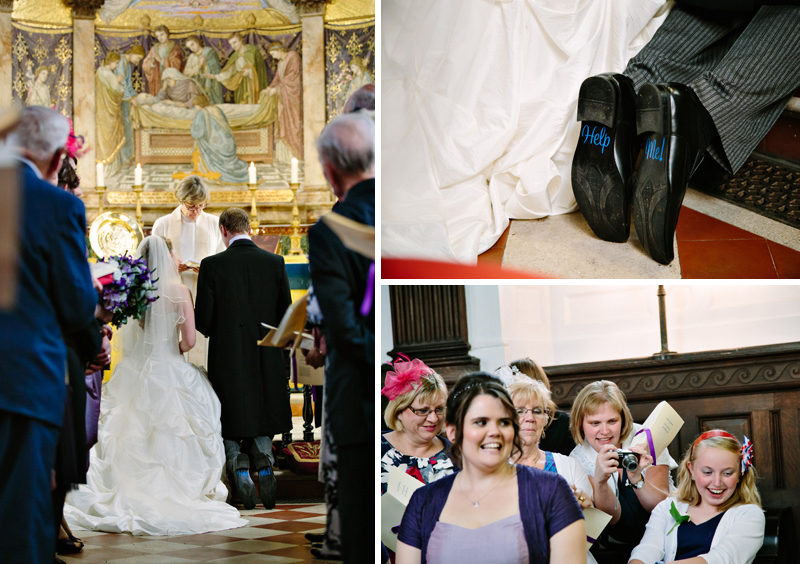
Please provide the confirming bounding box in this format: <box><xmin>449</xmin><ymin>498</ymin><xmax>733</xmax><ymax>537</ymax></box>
<box><xmin>583</xmin><ymin>507</ymin><xmax>613</xmax><ymax>551</ymax></box>
<box><xmin>257</xmin><ymin>294</ymin><xmax>310</xmax><ymax>349</ymax></box>
<box><xmin>381</xmin><ymin>467</ymin><xmax>424</xmax><ymax>552</ymax></box>
<box><xmin>320</xmin><ymin>212</ymin><xmax>375</xmax><ymax>260</ymax></box>
<box><xmin>629</xmin><ymin>401</ymin><xmax>684</xmax><ymax>459</ymax></box>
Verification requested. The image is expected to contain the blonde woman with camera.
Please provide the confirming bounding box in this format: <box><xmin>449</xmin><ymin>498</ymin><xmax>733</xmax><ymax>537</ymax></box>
<box><xmin>569</xmin><ymin>380</ymin><xmax>677</xmax><ymax>552</ymax></box>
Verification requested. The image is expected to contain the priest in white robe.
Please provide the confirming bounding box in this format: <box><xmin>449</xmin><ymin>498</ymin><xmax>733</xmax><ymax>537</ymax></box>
<box><xmin>152</xmin><ymin>175</ymin><xmax>224</xmax><ymax>367</ymax></box>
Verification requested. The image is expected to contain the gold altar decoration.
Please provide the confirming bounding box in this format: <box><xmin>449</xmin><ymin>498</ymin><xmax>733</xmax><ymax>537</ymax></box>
<box><xmin>249</xmin><ymin>182</ymin><xmax>259</xmax><ymax>230</ymax></box>
<box><xmin>89</xmin><ymin>212</ymin><xmax>144</xmax><ymax>259</ymax></box>
<box><xmin>172</xmin><ymin>148</ymin><xmax>222</xmax><ymax>182</ymax></box>
<box><xmin>106</xmin><ymin>189</ymin><xmax>294</xmax><ymax>205</ymax></box>
<box><xmin>95</xmin><ymin>183</ymin><xmax>106</xmax><ymax>215</ymax></box>
<box><xmin>289</xmin><ymin>182</ymin><xmax>303</xmax><ymax>255</ymax></box>
<box><xmin>132</xmin><ymin>184</ymin><xmax>143</xmax><ymax>226</ymax></box>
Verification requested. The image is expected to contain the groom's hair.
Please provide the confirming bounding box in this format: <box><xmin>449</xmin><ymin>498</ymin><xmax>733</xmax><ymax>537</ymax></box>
<box><xmin>220</xmin><ymin>208</ymin><xmax>250</xmax><ymax>235</ymax></box>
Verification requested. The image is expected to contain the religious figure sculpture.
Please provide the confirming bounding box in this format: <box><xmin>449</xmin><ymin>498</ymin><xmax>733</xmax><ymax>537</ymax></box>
<box><xmin>143</xmin><ymin>25</ymin><xmax>184</xmax><ymax>95</ymax></box>
<box><xmin>191</xmin><ymin>105</ymin><xmax>250</xmax><ymax>184</ymax></box>
<box><xmin>115</xmin><ymin>44</ymin><xmax>145</xmax><ymax>164</ymax></box>
<box><xmin>135</xmin><ymin>68</ymin><xmax>250</xmax><ymax>184</ymax></box>
<box><xmin>151</xmin><ymin>68</ymin><xmax>210</xmax><ymax>108</ymax></box>
<box><xmin>208</xmin><ymin>33</ymin><xmax>269</xmax><ymax>104</ymax></box>
<box><xmin>25</xmin><ymin>63</ymin><xmax>53</xmax><ymax>108</ymax></box>
<box><xmin>266</xmin><ymin>43</ymin><xmax>303</xmax><ymax>161</ymax></box>
<box><xmin>183</xmin><ymin>35</ymin><xmax>223</xmax><ymax>105</ymax></box>
<box><xmin>344</xmin><ymin>56</ymin><xmax>373</xmax><ymax>105</ymax></box>
<box><xmin>95</xmin><ymin>53</ymin><xmax>125</xmax><ymax>175</ymax></box>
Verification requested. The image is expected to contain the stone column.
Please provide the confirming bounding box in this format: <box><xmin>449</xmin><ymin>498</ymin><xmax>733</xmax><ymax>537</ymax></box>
<box><xmin>294</xmin><ymin>0</ymin><xmax>334</xmax><ymax>210</ymax></box>
<box><xmin>0</xmin><ymin>0</ymin><xmax>13</xmax><ymax>110</ymax></box>
<box><xmin>71</xmin><ymin>5</ymin><xmax>98</xmax><ymax>190</ymax></box>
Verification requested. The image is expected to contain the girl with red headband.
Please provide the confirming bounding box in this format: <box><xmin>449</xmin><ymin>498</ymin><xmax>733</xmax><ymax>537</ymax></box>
<box><xmin>629</xmin><ymin>430</ymin><xmax>764</xmax><ymax>564</ymax></box>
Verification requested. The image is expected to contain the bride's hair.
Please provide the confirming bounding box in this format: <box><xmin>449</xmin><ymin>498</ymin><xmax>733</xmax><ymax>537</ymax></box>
<box><xmin>140</xmin><ymin>235</ymin><xmax>173</xmax><ymax>260</ymax></box>
<box><xmin>137</xmin><ymin>236</ymin><xmax>173</xmax><ymax>328</ymax></box>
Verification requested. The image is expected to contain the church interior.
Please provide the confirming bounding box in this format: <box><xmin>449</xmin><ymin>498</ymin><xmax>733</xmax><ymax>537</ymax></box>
<box><xmin>0</xmin><ymin>0</ymin><xmax>373</xmax><ymax>562</ymax></box>
<box><xmin>381</xmin><ymin>284</ymin><xmax>800</xmax><ymax>563</ymax></box>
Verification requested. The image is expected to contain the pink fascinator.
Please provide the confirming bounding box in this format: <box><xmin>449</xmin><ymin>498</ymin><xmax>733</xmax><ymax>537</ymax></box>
<box><xmin>381</xmin><ymin>355</ymin><xmax>435</xmax><ymax>400</ymax></box>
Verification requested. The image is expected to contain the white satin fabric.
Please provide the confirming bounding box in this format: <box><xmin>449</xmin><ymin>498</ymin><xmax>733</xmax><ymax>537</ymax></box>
<box><xmin>382</xmin><ymin>0</ymin><xmax>673</xmax><ymax>262</ymax></box>
<box><xmin>65</xmin><ymin>237</ymin><xmax>246</xmax><ymax>536</ymax></box>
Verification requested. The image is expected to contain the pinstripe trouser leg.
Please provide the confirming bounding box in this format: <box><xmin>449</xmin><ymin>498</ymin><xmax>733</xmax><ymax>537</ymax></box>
<box><xmin>624</xmin><ymin>5</ymin><xmax>800</xmax><ymax>173</ymax></box>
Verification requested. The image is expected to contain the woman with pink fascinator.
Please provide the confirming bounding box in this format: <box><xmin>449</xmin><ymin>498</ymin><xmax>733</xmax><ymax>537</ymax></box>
<box><xmin>381</xmin><ymin>356</ymin><xmax>455</xmax><ymax>495</ymax></box>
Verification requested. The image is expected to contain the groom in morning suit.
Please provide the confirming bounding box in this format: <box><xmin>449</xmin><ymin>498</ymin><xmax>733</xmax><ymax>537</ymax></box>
<box><xmin>195</xmin><ymin>207</ymin><xmax>292</xmax><ymax>510</ymax></box>
<box><xmin>0</xmin><ymin>106</ymin><xmax>97</xmax><ymax>563</ymax></box>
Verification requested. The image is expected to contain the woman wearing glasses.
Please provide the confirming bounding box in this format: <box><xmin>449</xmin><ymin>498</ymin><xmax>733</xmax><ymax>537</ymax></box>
<box><xmin>152</xmin><ymin>175</ymin><xmax>224</xmax><ymax>367</ymax></box>
<box><xmin>509</xmin><ymin>378</ymin><xmax>593</xmax><ymax>510</ymax></box>
<box><xmin>381</xmin><ymin>356</ymin><xmax>455</xmax><ymax>495</ymax></box>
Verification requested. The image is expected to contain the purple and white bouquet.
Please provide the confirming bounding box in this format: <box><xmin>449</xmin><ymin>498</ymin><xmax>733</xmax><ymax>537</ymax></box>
<box><xmin>96</xmin><ymin>254</ymin><xmax>159</xmax><ymax>328</ymax></box>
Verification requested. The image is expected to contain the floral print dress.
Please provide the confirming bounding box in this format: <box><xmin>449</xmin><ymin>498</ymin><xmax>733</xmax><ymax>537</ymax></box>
<box><xmin>380</xmin><ymin>433</ymin><xmax>455</xmax><ymax>495</ymax></box>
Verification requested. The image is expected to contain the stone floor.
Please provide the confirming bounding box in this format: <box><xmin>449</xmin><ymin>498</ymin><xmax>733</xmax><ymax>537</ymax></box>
<box><xmin>482</xmin><ymin>187</ymin><xmax>800</xmax><ymax>279</ymax></box>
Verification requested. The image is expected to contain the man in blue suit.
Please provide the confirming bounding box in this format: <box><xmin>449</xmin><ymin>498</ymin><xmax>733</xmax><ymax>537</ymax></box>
<box><xmin>307</xmin><ymin>111</ymin><xmax>375</xmax><ymax>564</ymax></box>
<box><xmin>0</xmin><ymin>106</ymin><xmax>97</xmax><ymax>564</ymax></box>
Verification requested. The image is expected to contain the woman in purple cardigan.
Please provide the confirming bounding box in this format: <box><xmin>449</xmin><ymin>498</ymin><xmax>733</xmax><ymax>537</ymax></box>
<box><xmin>396</xmin><ymin>373</ymin><xmax>586</xmax><ymax>564</ymax></box>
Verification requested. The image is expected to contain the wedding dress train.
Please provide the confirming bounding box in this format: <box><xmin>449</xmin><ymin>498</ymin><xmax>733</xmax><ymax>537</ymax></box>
<box><xmin>65</xmin><ymin>237</ymin><xmax>246</xmax><ymax>535</ymax></box>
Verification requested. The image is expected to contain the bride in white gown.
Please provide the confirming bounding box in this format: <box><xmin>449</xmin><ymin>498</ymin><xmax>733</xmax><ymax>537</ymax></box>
<box><xmin>65</xmin><ymin>236</ymin><xmax>247</xmax><ymax>535</ymax></box>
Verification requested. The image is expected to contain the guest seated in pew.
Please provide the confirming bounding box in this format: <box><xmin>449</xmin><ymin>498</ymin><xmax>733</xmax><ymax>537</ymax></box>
<box><xmin>508</xmin><ymin>377</ymin><xmax>592</xmax><ymax>510</ymax></box>
<box><xmin>629</xmin><ymin>430</ymin><xmax>764</xmax><ymax>564</ymax></box>
<box><xmin>396</xmin><ymin>373</ymin><xmax>586</xmax><ymax>564</ymax></box>
<box><xmin>569</xmin><ymin>380</ymin><xmax>677</xmax><ymax>554</ymax></box>
<box><xmin>496</xmin><ymin>358</ymin><xmax>575</xmax><ymax>456</ymax></box>
<box><xmin>380</xmin><ymin>356</ymin><xmax>454</xmax><ymax>495</ymax></box>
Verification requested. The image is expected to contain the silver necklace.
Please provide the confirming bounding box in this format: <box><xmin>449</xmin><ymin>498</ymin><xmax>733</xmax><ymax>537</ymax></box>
<box><xmin>458</xmin><ymin>468</ymin><xmax>513</xmax><ymax>508</ymax></box>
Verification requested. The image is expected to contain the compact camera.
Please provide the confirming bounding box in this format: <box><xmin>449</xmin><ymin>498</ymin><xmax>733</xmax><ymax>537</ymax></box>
<box><xmin>616</xmin><ymin>449</ymin><xmax>640</xmax><ymax>472</ymax></box>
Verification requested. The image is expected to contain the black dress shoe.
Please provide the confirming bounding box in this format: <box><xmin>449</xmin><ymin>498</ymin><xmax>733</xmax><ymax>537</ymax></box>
<box><xmin>233</xmin><ymin>453</ymin><xmax>257</xmax><ymax>510</ymax></box>
<box><xmin>572</xmin><ymin>73</ymin><xmax>638</xmax><ymax>242</ymax></box>
<box><xmin>253</xmin><ymin>452</ymin><xmax>277</xmax><ymax>509</ymax></box>
<box><xmin>310</xmin><ymin>547</ymin><xmax>343</xmax><ymax>561</ymax></box>
<box><xmin>632</xmin><ymin>83</ymin><xmax>716</xmax><ymax>264</ymax></box>
<box><xmin>305</xmin><ymin>532</ymin><xmax>326</xmax><ymax>543</ymax></box>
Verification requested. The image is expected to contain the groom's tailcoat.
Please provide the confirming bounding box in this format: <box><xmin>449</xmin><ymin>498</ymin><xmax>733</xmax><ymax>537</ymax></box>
<box><xmin>194</xmin><ymin>238</ymin><xmax>292</xmax><ymax>439</ymax></box>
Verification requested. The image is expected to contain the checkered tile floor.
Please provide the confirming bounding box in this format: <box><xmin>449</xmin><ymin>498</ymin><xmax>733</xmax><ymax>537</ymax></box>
<box><xmin>62</xmin><ymin>504</ymin><xmax>340</xmax><ymax>563</ymax></box>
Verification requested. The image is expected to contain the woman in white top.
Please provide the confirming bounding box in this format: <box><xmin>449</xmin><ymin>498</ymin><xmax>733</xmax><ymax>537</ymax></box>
<box><xmin>509</xmin><ymin>377</ymin><xmax>598</xmax><ymax>564</ymax></box>
<box><xmin>629</xmin><ymin>430</ymin><xmax>764</xmax><ymax>564</ymax></box>
<box><xmin>508</xmin><ymin>377</ymin><xmax>592</xmax><ymax>507</ymax></box>
<box><xmin>152</xmin><ymin>175</ymin><xmax>224</xmax><ymax>367</ymax></box>
<box><xmin>569</xmin><ymin>380</ymin><xmax>677</xmax><ymax>552</ymax></box>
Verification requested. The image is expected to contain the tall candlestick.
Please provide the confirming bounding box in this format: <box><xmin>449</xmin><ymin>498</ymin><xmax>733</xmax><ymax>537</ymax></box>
<box><xmin>291</xmin><ymin>158</ymin><xmax>298</xmax><ymax>184</ymax></box>
<box><xmin>134</xmin><ymin>163</ymin><xmax>142</xmax><ymax>185</ymax></box>
<box><xmin>249</xmin><ymin>162</ymin><xmax>257</xmax><ymax>185</ymax></box>
<box><xmin>96</xmin><ymin>162</ymin><xmax>104</xmax><ymax>187</ymax></box>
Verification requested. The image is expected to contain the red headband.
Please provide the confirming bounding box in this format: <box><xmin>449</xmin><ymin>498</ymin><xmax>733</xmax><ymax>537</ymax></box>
<box><xmin>690</xmin><ymin>430</ymin><xmax>735</xmax><ymax>456</ymax></box>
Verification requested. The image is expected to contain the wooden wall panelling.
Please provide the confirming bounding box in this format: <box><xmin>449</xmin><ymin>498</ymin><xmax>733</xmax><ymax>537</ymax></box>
<box><xmin>388</xmin><ymin>285</ymin><xmax>480</xmax><ymax>382</ymax></box>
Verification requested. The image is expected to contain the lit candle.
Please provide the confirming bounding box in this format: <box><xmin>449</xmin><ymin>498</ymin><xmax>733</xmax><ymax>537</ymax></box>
<box><xmin>96</xmin><ymin>162</ymin><xmax>104</xmax><ymax>187</ymax></box>
<box><xmin>134</xmin><ymin>163</ymin><xmax>142</xmax><ymax>185</ymax></box>
<box><xmin>249</xmin><ymin>162</ymin><xmax>257</xmax><ymax>185</ymax></box>
<box><xmin>290</xmin><ymin>158</ymin><xmax>298</xmax><ymax>184</ymax></box>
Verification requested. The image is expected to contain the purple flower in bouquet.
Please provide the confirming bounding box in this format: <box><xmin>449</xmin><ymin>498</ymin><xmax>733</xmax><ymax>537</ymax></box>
<box><xmin>99</xmin><ymin>254</ymin><xmax>159</xmax><ymax>328</ymax></box>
